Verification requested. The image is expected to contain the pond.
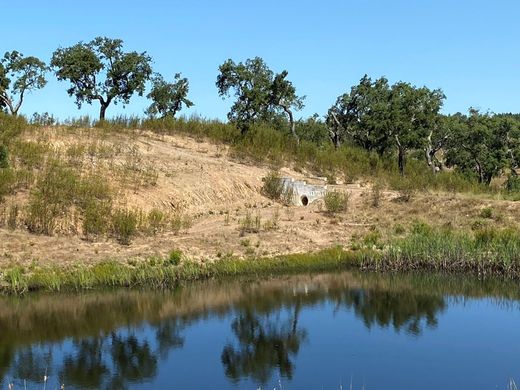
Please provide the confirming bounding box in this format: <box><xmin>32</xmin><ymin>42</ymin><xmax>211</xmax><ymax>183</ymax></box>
<box><xmin>1</xmin><ymin>271</ymin><xmax>520</xmax><ymax>389</ymax></box>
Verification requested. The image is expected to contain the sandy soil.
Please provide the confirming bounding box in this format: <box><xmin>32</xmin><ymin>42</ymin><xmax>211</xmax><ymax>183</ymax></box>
<box><xmin>2</xmin><ymin>129</ymin><xmax>520</xmax><ymax>267</ymax></box>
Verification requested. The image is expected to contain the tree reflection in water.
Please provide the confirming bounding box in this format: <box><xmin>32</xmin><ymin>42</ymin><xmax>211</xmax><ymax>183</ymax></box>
<box><xmin>0</xmin><ymin>272</ymin><xmax>481</xmax><ymax>388</ymax></box>
<box><xmin>221</xmin><ymin>302</ymin><xmax>306</xmax><ymax>385</ymax></box>
<box><xmin>336</xmin><ymin>288</ymin><xmax>446</xmax><ymax>336</ymax></box>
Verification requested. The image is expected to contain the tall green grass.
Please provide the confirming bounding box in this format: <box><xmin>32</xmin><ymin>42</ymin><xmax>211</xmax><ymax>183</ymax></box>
<box><xmin>0</xmin><ymin>247</ymin><xmax>369</xmax><ymax>294</ymax></box>
<box><xmin>370</xmin><ymin>225</ymin><xmax>520</xmax><ymax>278</ymax></box>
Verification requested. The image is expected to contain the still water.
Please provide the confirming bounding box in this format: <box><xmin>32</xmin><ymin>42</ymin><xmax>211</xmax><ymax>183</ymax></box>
<box><xmin>1</xmin><ymin>271</ymin><xmax>520</xmax><ymax>389</ymax></box>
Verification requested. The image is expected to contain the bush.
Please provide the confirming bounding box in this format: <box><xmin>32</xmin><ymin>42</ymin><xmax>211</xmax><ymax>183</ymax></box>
<box><xmin>168</xmin><ymin>249</ymin><xmax>183</xmax><ymax>266</ymax></box>
<box><xmin>148</xmin><ymin>208</ymin><xmax>166</xmax><ymax>235</ymax></box>
<box><xmin>0</xmin><ymin>112</ymin><xmax>26</xmax><ymax>144</ymax></box>
<box><xmin>0</xmin><ymin>145</ymin><xmax>8</xmax><ymax>168</ymax></box>
<box><xmin>261</xmin><ymin>170</ymin><xmax>284</xmax><ymax>200</ymax></box>
<box><xmin>324</xmin><ymin>190</ymin><xmax>349</xmax><ymax>213</ymax></box>
<box><xmin>111</xmin><ymin>209</ymin><xmax>138</xmax><ymax>245</ymax></box>
<box><xmin>505</xmin><ymin>174</ymin><xmax>520</xmax><ymax>193</ymax></box>
<box><xmin>0</xmin><ymin>168</ymin><xmax>16</xmax><ymax>200</ymax></box>
<box><xmin>479</xmin><ymin>207</ymin><xmax>493</xmax><ymax>219</ymax></box>
<box><xmin>83</xmin><ymin>200</ymin><xmax>112</xmax><ymax>237</ymax></box>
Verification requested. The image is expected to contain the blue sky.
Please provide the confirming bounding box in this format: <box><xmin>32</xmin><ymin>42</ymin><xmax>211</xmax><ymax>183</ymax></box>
<box><xmin>2</xmin><ymin>0</ymin><xmax>519</xmax><ymax>121</ymax></box>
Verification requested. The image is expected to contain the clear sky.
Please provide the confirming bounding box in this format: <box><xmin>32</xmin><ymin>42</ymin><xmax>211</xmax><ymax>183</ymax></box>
<box><xmin>2</xmin><ymin>0</ymin><xmax>519</xmax><ymax>121</ymax></box>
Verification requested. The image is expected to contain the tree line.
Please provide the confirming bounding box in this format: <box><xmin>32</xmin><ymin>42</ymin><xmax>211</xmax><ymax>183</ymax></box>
<box><xmin>1</xmin><ymin>36</ymin><xmax>520</xmax><ymax>185</ymax></box>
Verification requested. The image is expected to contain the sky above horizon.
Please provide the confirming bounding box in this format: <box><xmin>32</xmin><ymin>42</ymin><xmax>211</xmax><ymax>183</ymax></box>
<box><xmin>2</xmin><ymin>0</ymin><xmax>519</xmax><ymax>121</ymax></box>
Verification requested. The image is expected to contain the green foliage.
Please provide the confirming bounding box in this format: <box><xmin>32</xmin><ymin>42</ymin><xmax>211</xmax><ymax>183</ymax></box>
<box><xmin>505</xmin><ymin>174</ymin><xmax>520</xmax><ymax>193</ymax></box>
<box><xmin>111</xmin><ymin>208</ymin><xmax>138</xmax><ymax>245</ymax></box>
<box><xmin>167</xmin><ymin>249</ymin><xmax>183</xmax><ymax>266</ymax></box>
<box><xmin>0</xmin><ymin>168</ymin><xmax>16</xmax><ymax>200</ymax></box>
<box><xmin>479</xmin><ymin>207</ymin><xmax>493</xmax><ymax>219</ymax></box>
<box><xmin>327</xmin><ymin>75</ymin><xmax>444</xmax><ymax>174</ymax></box>
<box><xmin>147</xmin><ymin>208</ymin><xmax>167</xmax><ymax>235</ymax></box>
<box><xmin>0</xmin><ymin>144</ymin><xmax>8</xmax><ymax>168</ymax></box>
<box><xmin>83</xmin><ymin>200</ymin><xmax>112</xmax><ymax>237</ymax></box>
<box><xmin>445</xmin><ymin>110</ymin><xmax>516</xmax><ymax>185</ymax></box>
<box><xmin>0</xmin><ymin>51</ymin><xmax>47</xmax><ymax>115</ymax></box>
<box><xmin>216</xmin><ymin>57</ymin><xmax>304</xmax><ymax>137</ymax></box>
<box><xmin>324</xmin><ymin>190</ymin><xmax>349</xmax><ymax>213</ymax></box>
<box><xmin>30</xmin><ymin>112</ymin><xmax>56</xmax><ymax>126</ymax></box>
<box><xmin>25</xmin><ymin>162</ymin><xmax>112</xmax><ymax>235</ymax></box>
<box><xmin>51</xmin><ymin>37</ymin><xmax>152</xmax><ymax>119</ymax></box>
<box><xmin>146</xmin><ymin>73</ymin><xmax>193</xmax><ymax>118</ymax></box>
<box><xmin>0</xmin><ymin>111</ymin><xmax>27</xmax><ymax>144</ymax></box>
<box><xmin>261</xmin><ymin>170</ymin><xmax>284</xmax><ymax>200</ymax></box>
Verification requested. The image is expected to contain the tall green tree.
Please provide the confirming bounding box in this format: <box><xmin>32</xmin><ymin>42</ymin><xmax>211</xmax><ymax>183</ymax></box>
<box><xmin>146</xmin><ymin>73</ymin><xmax>193</xmax><ymax>118</ymax></box>
<box><xmin>51</xmin><ymin>37</ymin><xmax>152</xmax><ymax>120</ymax></box>
<box><xmin>270</xmin><ymin>71</ymin><xmax>305</xmax><ymax>143</ymax></box>
<box><xmin>445</xmin><ymin>109</ymin><xmax>510</xmax><ymax>185</ymax></box>
<box><xmin>216</xmin><ymin>57</ymin><xmax>304</xmax><ymax>138</ymax></box>
<box><xmin>388</xmin><ymin>82</ymin><xmax>445</xmax><ymax>175</ymax></box>
<box><xmin>326</xmin><ymin>75</ymin><xmax>391</xmax><ymax>151</ymax></box>
<box><xmin>0</xmin><ymin>51</ymin><xmax>47</xmax><ymax>116</ymax></box>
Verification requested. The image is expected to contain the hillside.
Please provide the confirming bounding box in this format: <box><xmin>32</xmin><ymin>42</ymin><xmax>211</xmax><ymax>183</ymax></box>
<box><xmin>2</xmin><ymin>124</ymin><xmax>520</xmax><ymax>268</ymax></box>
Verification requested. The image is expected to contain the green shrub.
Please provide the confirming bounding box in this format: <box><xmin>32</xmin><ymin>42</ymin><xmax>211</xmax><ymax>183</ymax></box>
<box><xmin>7</xmin><ymin>204</ymin><xmax>19</xmax><ymax>230</ymax></box>
<box><xmin>0</xmin><ymin>112</ymin><xmax>26</xmax><ymax>144</ymax></box>
<box><xmin>168</xmin><ymin>249</ymin><xmax>183</xmax><ymax>266</ymax></box>
<box><xmin>83</xmin><ymin>200</ymin><xmax>112</xmax><ymax>237</ymax></box>
<box><xmin>479</xmin><ymin>207</ymin><xmax>493</xmax><ymax>219</ymax></box>
<box><xmin>0</xmin><ymin>145</ymin><xmax>8</xmax><ymax>168</ymax></box>
<box><xmin>148</xmin><ymin>208</ymin><xmax>166</xmax><ymax>235</ymax></box>
<box><xmin>505</xmin><ymin>174</ymin><xmax>520</xmax><ymax>193</ymax></box>
<box><xmin>324</xmin><ymin>190</ymin><xmax>349</xmax><ymax>213</ymax></box>
<box><xmin>261</xmin><ymin>170</ymin><xmax>284</xmax><ymax>200</ymax></box>
<box><xmin>111</xmin><ymin>209</ymin><xmax>138</xmax><ymax>245</ymax></box>
<box><xmin>0</xmin><ymin>168</ymin><xmax>16</xmax><ymax>200</ymax></box>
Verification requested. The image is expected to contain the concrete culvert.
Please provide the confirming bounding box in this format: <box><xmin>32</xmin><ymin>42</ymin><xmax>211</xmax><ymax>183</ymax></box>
<box><xmin>301</xmin><ymin>195</ymin><xmax>309</xmax><ymax>206</ymax></box>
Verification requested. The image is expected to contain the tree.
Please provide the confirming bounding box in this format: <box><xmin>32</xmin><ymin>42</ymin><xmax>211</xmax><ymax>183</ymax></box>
<box><xmin>388</xmin><ymin>82</ymin><xmax>445</xmax><ymax>175</ymax></box>
<box><xmin>445</xmin><ymin>109</ymin><xmax>510</xmax><ymax>185</ymax></box>
<box><xmin>327</xmin><ymin>76</ymin><xmax>444</xmax><ymax>175</ymax></box>
<box><xmin>146</xmin><ymin>73</ymin><xmax>193</xmax><ymax>118</ymax></box>
<box><xmin>51</xmin><ymin>37</ymin><xmax>152</xmax><ymax>120</ymax></box>
<box><xmin>326</xmin><ymin>75</ymin><xmax>392</xmax><ymax>151</ymax></box>
<box><xmin>216</xmin><ymin>57</ymin><xmax>304</xmax><ymax>138</ymax></box>
<box><xmin>425</xmin><ymin>114</ymin><xmax>464</xmax><ymax>173</ymax></box>
<box><xmin>270</xmin><ymin>71</ymin><xmax>305</xmax><ymax>143</ymax></box>
<box><xmin>0</xmin><ymin>51</ymin><xmax>47</xmax><ymax>116</ymax></box>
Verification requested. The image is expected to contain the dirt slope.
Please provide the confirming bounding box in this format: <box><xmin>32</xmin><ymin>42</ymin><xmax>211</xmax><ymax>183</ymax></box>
<box><xmin>1</xmin><ymin>129</ymin><xmax>520</xmax><ymax>267</ymax></box>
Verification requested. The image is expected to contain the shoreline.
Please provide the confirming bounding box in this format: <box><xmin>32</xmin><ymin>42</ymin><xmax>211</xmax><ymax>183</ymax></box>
<box><xmin>3</xmin><ymin>225</ymin><xmax>520</xmax><ymax>295</ymax></box>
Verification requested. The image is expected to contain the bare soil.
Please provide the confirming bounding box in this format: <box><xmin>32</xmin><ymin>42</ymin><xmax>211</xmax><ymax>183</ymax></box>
<box><xmin>2</xmin><ymin>128</ymin><xmax>520</xmax><ymax>267</ymax></box>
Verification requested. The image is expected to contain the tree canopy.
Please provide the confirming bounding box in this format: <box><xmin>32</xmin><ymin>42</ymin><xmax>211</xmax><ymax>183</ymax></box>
<box><xmin>146</xmin><ymin>73</ymin><xmax>193</xmax><ymax>118</ymax></box>
<box><xmin>0</xmin><ymin>51</ymin><xmax>47</xmax><ymax>115</ymax></box>
<box><xmin>327</xmin><ymin>75</ymin><xmax>445</xmax><ymax>175</ymax></box>
<box><xmin>216</xmin><ymin>57</ymin><xmax>304</xmax><ymax>139</ymax></box>
<box><xmin>51</xmin><ymin>37</ymin><xmax>152</xmax><ymax>120</ymax></box>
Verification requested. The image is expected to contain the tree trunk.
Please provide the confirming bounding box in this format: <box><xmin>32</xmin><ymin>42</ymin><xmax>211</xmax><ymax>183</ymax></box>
<box><xmin>395</xmin><ymin>134</ymin><xmax>405</xmax><ymax>176</ymax></box>
<box><xmin>398</xmin><ymin>147</ymin><xmax>405</xmax><ymax>176</ymax></box>
<box><xmin>425</xmin><ymin>131</ymin><xmax>437</xmax><ymax>174</ymax></box>
<box><xmin>284</xmin><ymin>106</ymin><xmax>299</xmax><ymax>145</ymax></box>
<box><xmin>99</xmin><ymin>103</ymin><xmax>108</xmax><ymax>121</ymax></box>
<box><xmin>328</xmin><ymin>129</ymin><xmax>341</xmax><ymax>149</ymax></box>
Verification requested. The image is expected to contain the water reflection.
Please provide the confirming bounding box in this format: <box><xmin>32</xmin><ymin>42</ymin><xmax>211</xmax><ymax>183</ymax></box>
<box><xmin>221</xmin><ymin>303</ymin><xmax>306</xmax><ymax>384</ymax></box>
<box><xmin>339</xmin><ymin>289</ymin><xmax>445</xmax><ymax>335</ymax></box>
<box><xmin>0</xmin><ymin>272</ymin><xmax>518</xmax><ymax>388</ymax></box>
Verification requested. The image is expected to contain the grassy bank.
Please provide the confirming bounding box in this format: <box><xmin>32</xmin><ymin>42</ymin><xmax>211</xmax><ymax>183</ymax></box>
<box><xmin>3</xmin><ymin>224</ymin><xmax>520</xmax><ymax>294</ymax></box>
<box><xmin>0</xmin><ymin>247</ymin><xmax>373</xmax><ymax>295</ymax></box>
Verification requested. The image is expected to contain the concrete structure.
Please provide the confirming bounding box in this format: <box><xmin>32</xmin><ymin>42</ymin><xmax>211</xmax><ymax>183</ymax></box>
<box><xmin>281</xmin><ymin>177</ymin><xmax>328</xmax><ymax>206</ymax></box>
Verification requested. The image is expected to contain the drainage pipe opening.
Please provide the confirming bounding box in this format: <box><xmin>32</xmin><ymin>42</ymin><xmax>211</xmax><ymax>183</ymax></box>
<box><xmin>301</xmin><ymin>195</ymin><xmax>309</xmax><ymax>206</ymax></box>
